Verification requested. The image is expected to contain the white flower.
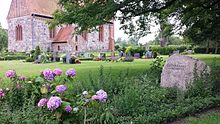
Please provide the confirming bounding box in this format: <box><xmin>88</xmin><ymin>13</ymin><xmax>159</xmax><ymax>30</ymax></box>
<box><xmin>82</xmin><ymin>91</ymin><xmax>88</xmax><ymax>96</ymax></box>
<box><xmin>73</xmin><ymin>107</ymin><xmax>79</xmax><ymax>112</ymax></box>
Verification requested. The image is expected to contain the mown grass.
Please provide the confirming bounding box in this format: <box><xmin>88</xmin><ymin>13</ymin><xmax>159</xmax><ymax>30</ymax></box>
<box><xmin>0</xmin><ymin>54</ymin><xmax>219</xmax><ymax>81</ymax></box>
<box><xmin>185</xmin><ymin>113</ymin><xmax>220</xmax><ymax>124</ymax></box>
<box><xmin>0</xmin><ymin>59</ymin><xmax>151</xmax><ymax>81</ymax></box>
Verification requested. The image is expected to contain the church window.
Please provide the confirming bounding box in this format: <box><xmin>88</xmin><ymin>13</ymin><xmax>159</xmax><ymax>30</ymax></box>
<box><xmin>75</xmin><ymin>36</ymin><xmax>78</xmax><ymax>42</ymax></box>
<box><xmin>99</xmin><ymin>25</ymin><xmax>104</xmax><ymax>42</ymax></box>
<box><xmin>75</xmin><ymin>46</ymin><xmax>78</xmax><ymax>51</ymax></box>
<box><xmin>49</xmin><ymin>28</ymin><xmax>56</xmax><ymax>39</ymax></box>
<box><xmin>82</xmin><ymin>32</ymin><xmax>88</xmax><ymax>41</ymax></box>
<box><xmin>16</xmin><ymin>25</ymin><xmax>23</xmax><ymax>41</ymax></box>
<box><xmin>58</xmin><ymin>46</ymin><xmax>60</xmax><ymax>51</ymax></box>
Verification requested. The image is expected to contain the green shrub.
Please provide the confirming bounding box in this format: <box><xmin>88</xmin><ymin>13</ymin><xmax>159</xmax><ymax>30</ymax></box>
<box><xmin>25</xmin><ymin>57</ymin><xmax>34</xmax><ymax>62</ymax></box>
<box><xmin>79</xmin><ymin>58</ymin><xmax>94</xmax><ymax>61</ymax></box>
<box><xmin>3</xmin><ymin>55</ymin><xmax>27</xmax><ymax>60</ymax></box>
<box><xmin>194</xmin><ymin>47</ymin><xmax>220</xmax><ymax>54</ymax></box>
<box><xmin>150</xmin><ymin>45</ymin><xmax>189</xmax><ymax>55</ymax></box>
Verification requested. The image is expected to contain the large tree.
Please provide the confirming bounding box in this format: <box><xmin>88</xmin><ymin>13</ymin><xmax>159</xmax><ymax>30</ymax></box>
<box><xmin>50</xmin><ymin>0</ymin><xmax>220</xmax><ymax>45</ymax></box>
<box><xmin>0</xmin><ymin>24</ymin><xmax>8</xmax><ymax>51</ymax></box>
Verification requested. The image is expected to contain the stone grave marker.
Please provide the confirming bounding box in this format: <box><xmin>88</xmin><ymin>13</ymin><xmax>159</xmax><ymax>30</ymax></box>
<box><xmin>160</xmin><ymin>54</ymin><xmax>210</xmax><ymax>90</ymax></box>
<box><xmin>53</xmin><ymin>52</ymin><xmax>56</xmax><ymax>62</ymax></box>
<box><xmin>66</xmin><ymin>52</ymin><xmax>71</xmax><ymax>64</ymax></box>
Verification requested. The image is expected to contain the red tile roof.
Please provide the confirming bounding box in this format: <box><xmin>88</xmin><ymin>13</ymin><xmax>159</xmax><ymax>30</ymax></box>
<box><xmin>7</xmin><ymin>0</ymin><xmax>58</xmax><ymax>19</ymax></box>
<box><xmin>53</xmin><ymin>26</ymin><xmax>75</xmax><ymax>43</ymax></box>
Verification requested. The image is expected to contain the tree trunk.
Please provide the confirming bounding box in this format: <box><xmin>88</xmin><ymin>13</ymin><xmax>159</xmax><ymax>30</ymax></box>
<box><xmin>160</xmin><ymin>37</ymin><xmax>166</xmax><ymax>47</ymax></box>
<box><xmin>215</xmin><ymin>42</ymin><xmax>219</xmax><ymax>54</ymax></box>
<box><xmin>206</xmin><ymin>41</ymin><xmax>210</xmax><ymax>54</ymax></box>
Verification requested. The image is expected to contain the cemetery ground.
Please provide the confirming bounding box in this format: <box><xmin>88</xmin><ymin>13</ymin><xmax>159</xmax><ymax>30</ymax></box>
<box><xmin>0</xmin><ymin>54</ymin><xmax>220</xmax><ymax>123</ymax></box>
<box><xmin>0</xmin><ymin>54</ymin><xmax>220</xmax><ymax>81</ymax></box>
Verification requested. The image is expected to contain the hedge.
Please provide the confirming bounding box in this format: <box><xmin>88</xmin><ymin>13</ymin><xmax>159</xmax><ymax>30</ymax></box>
<box><xmin>194</xmin><ymin>47</ymin><xmax>220</xmax><ymax>54</ymax></box>
<box><xmin>150</xmin><ymin>45</ymin><xmax>189</xmax><ymax>55</ymax></box>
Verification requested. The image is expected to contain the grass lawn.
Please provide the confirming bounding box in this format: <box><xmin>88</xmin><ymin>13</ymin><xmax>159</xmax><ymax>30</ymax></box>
<box><xmin>0</xmin><ymin>54</ymin><xmax>219</xmax><ymax>83</ymax></box>
<box><xmin>185</xmin><ymin>112</ymin><xmax>220</xmax><ymax>124</ymax></box>
<box><xmin>0</xmin><ymin>59</ymin><xmax>151</xmax><ymax>80</ymax></box>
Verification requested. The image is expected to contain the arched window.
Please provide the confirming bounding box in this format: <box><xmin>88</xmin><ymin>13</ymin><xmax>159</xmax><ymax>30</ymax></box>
<box><xmin>58</xmin><ymin>46</ymin><xmax>60</xmax><ymax>51</ymax></box>
<box><xmin>49</xmin><ymin>28</ymin><xmax>56</xmax><ymax>39</ymax></box>
<box><xmin>75</xmin><ymin>36</ymin><xmax>78</xmax><ymax>42</ymax></box>
<box><xmin>82</xmin><ymin>32</ymin><xmax>88</xmax><ymax>41</ymax></box>
<box><xmin>99</xmin><ymin>25</ymin><xmax>104</xmax><ymax>42</ymax></box>
<box><xmin>75</xmin><ymin>46</ymin><xmax>78</xmax><ymax>51</ymax></box>
<box><xmin>16</xmin><ymin>25</ymin><xmax>23</xmax><ymax>41</ymax></box>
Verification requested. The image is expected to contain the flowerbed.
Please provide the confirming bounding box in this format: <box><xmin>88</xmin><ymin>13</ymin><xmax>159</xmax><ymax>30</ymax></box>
<box><xmin>0</xmin><ymin>68</ymin><xmax>110</xmax><ymax>123</ymax></box>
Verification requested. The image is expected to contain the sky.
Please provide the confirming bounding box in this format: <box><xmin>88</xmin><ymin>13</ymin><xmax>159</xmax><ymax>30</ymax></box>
<box><xmin>0</xmin><ymin>0</ymin><xmax>157</xmax><ymax>44</ymax></box>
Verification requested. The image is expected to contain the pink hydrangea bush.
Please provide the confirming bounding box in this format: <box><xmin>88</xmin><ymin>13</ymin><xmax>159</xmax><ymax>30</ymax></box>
<box><xmin>1</xmin><ymin>68</ymin><xmax>108</xmax><ymax>123</ymax></box>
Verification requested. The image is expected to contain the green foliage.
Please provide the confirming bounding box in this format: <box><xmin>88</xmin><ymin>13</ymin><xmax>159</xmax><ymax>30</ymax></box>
<box><xmin>150</xmin><ymin>45</ymin><xmax>189</xmax><ymax>55</ymax></box>
<box><xmin>25</xmin><ymin>57</ymin><xmax>34</xmax><ymax>62</ymax></box>
<box><xmin>50</xmin><ymin>0</ymin><xmax>220</xmax><ymax>45</ymax></box>
<box><xmin>34</xmin><ymin>46</ymin><xmax>41</xmax><ymax>60</ymax></box>
<box><xmin>0</xmin><ymin>52</ymin><xmax>28</xmax><ymax>61</ymax></box>
<box><xmin>0</xmin><ymin>24</ymin><xmax>8</xmax><ymax>51</ymax></box>
<box><xmin>194</xmin><ymin>47</ymin><xmax>220</xmax><ymax>54</ymax></box>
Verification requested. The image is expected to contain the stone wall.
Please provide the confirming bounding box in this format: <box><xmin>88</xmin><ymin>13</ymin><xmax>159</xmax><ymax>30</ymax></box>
<box><xmin>73</xmin><ymin>24</ymin><xmax>113</xmax><ymax>53</ymax></box>
<box><xmin>8</xmin><ymin>16</ymin><xmax>33</xmax><ymax>52</ymax></box>
<box><xmin>32</xmin><ymin>16</ymin><xmax>54</xmax><ymax>51</ymax></box>
<box><xmin>8</xmin><ymin>16</ymin><xmax>54</xmax><ymax>52</ymax></box>
<box><xmin>8</xmin><ymin>16</ymin><xmax>114</xmax><ymax>53</ymax></box>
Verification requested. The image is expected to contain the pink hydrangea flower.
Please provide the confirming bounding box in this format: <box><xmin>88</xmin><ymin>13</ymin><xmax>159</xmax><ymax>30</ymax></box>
<box><xmin>19</xmin><ymin>75</ymin><xmax>26</xmax><ymax>81</ymax></box>
<box><xmin>0</xmin><ymin>89</ymin><xmax>5</xmax><ymax>97</ymax></box>
<box><xmin>66</xmin><ymin>68</ymin><xmax>76</xmax><ymax>77</ymax></box>
<box><xmin>47</xmin><ymin>96</ymin><xmax>62</xmax><ymax>111</ymax></box>
<box><xmin>92</xmin><ymin>89</ymin><xmax>108</xmax><ymax>103</ymax></box>
<box><xmin>5</xmin><ymin>70</ymin><xmax>16</xmax><ymax>78</ymax></box>
<box><xmin>53</xmin><ymin>68</ymin><xmax>62</xmax><ymax>76</ymax></box>
<box><xmin>37</xmin><ymin>98</ymin><xmax>48</xmax><ymax>107</ymax></box>
<box><xmin>42</xmin><ymin>69</ymin><xmax>54</xmax><ymax>81</ymax></box>
<box><xmin>65</xmin><ymin>105</ymin><xmax>72</xmax><ymax>113</ymax></box>
<box><xmin>55</xmin><ymin>85</ymin><xmax>67</xmax><ymax>93</ymax></box>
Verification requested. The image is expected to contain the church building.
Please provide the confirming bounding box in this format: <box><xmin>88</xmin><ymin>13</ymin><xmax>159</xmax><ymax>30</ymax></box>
<box><xmin>7</xmin><ymin>0</ymin><xmax>115</xmax><ymax>53</ymax></box>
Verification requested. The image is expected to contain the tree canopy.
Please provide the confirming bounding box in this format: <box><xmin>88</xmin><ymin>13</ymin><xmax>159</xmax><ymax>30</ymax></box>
<box><xmin>50</xmin><ymin>0</ymin><xmax>220</xmax><ymax>43</ymax></box>
<box><xmin>0</xmin><ymin>24</ymin><xmax>8</xmax><ymax>51</ymax></box>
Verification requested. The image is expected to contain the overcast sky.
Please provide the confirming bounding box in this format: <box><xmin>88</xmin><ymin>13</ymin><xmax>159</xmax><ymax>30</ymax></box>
<box><xmin>0</xmin><ymin>0</ymin><xmax>157</xmax><ymax>43</ymax></box>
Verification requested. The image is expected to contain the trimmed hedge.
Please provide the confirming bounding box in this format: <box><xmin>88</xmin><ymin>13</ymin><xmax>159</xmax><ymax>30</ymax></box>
<box><xmin>194</xmin><ymin>47</ymin><xmax>220</xmax><ymax>54</ymax></box>
<box><xmin>150</xmin><ymin>45</ymin><xmax>189</xmax><ymax>55</ymax></box>
<box><xmin>0</xmin><ymin>52</ymin><xmax>28</xmax><ymax>61</ymax></box>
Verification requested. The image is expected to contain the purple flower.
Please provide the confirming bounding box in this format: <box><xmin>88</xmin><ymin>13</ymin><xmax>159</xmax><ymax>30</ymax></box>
<box><xmin>55</xmin><ymin>85</ymin><xmax>67</xmax><ymax>93</ymax></box>
<box><xmin>19</xmin><ymin>75</ymin><xmax>26</xmax><ymax>81</ymax></box>
<box><xmin>65</xmin><ymin>105</ymin><xmax>72</xmax><ymax>113</ymax></box>
<box><xmin>47</xmin><ymin>96</ymin><xmax>62</xmax><ymax>111</ymax></box>
<box><xmin>5</xmin><ymin>70</ymin><xmax>16</xmax><ymax>78</ymax></box>
<box><xmin>66</xmin><ymin>68</ymin><xmax>76</xmax><ymax>77</ymax></box>
<box><xmin>92</xmin><ymin>89</ymin><xmax>108</xmax><ymax>103</ymax></box>
<box><xmin>16</xmin><ymin>84</ymin><xmax>21</xmax><ymax>89</ymax></box>
<box><xmin>42</xmin><ymin>69</ymin><xmax>54</xmax><ymax>81</ymax></box>
<box><xmin>53</xmin><ymin>68</ymin><xmax>62</xmax><ymax>76</ymax></box>
<box><xmin>0</xmin><ymin>89</ymin><xmax>5</xmax><ymax>97</ymax></box>
<box><xmin>37</xmin><ymin>98</ymin><xmax>48</xmax><ymax>107</ymax></box>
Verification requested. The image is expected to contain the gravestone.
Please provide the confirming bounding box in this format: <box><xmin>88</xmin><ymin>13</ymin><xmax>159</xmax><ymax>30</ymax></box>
<box><xmin>160</xmin><ymin>54</ymin><xmax>210</xmax><ymax>90</ymax></box>
<box><xmin>53</xmin><ymin>52</ymin><xmax>56</xmax><ymax>62</ymax></box>
<box><xmin>66</xmin><ymin>52</ymin><xmax>71</xmax><ymax>64</ymax></box>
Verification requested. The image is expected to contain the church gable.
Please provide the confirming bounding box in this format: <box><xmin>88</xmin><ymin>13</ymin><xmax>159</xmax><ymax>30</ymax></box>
<box><xmin>7</xmin><ymin>0</ymin><xmax>58</xmax><ymax>19</ymax></box>
<box><xmin>7</xmin><ymin>0</ymin><xmax>29</xmax><ymax>19</ymax></box>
